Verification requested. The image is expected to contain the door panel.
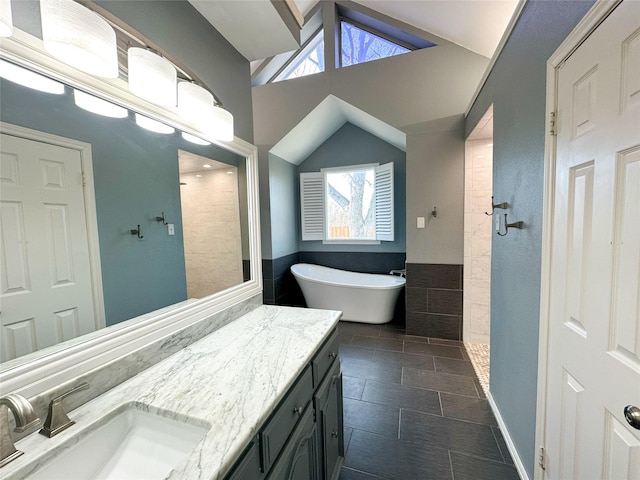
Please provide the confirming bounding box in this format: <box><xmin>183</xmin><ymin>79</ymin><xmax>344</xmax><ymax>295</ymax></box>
<box><xmin>545</xmin><ymin>2</ymin><xmax>640</xmax><ymax>478</ymax></box>
<box><xmin>0</xmin><ymin>133</ymin><xmax>97</xmax><ymax>361</ymax></box>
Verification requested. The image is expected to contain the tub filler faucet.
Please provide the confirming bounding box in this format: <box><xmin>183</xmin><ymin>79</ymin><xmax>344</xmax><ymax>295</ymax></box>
<box><xmin>0</xmin><ymin>394</ymin><xmax>40</xmax><ymax>468</ymax></box>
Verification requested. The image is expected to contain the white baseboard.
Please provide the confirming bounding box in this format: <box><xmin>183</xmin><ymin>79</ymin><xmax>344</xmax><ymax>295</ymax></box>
<box><xmin>487</xmin><ymin>391</ymin><xmax>530</xmax><ymax>480</ymax></box>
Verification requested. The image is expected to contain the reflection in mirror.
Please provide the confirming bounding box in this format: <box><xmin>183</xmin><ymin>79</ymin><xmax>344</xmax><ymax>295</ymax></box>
<box><xmin>0</xmin><ymin>60</ymin><xmax>251</xmax><ymax>364</ymax></box>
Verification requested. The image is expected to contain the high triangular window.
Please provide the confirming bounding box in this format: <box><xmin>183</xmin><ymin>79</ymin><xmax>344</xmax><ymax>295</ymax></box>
<box><xmin>340</xmin><ymin>20</ymin><xmax>411</xmax><ymax>67</ymax></box>
<box><xmin>273</xmin><ymin>30</ymin><xmax>325</xmax><ymax>83</ymax></box>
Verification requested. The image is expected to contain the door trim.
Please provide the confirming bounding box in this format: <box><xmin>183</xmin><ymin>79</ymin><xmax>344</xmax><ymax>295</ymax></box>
<box><xmin>534</xmin><ymin>1</ymin><xmax>623</xmax><ymax>479</ymax></box>
<box><xmin>1</xmin><ymin>121</ymin><xmax>106</xmax><ymax>331</ymax></box>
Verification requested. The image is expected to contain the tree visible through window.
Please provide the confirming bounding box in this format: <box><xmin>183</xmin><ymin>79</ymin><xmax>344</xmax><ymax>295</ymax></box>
<box><xmin>341</xmin><ymin>21</ymin><xmax>410</xmax><ymax>67</ymax></box>
<box><xmin>326</xmin><ymin>167</ymin><xmax>375</xmax><ymax>240</ymax></box>
<box><xmin>273</xmin><ymin>30</ymin><xmax>325</xmax><ymax>82</ymax></box>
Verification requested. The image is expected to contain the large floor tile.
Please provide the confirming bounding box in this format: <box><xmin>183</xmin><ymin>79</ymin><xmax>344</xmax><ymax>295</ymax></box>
<box><xmin>361</xmin><ymin>380</ymin><xmax>441</xmax><ymax>415</ymax></box>
<box><xmin>339</xmin><ymin>345</ymin><xmax>376</xmax><ymax>362</ymax></box>
<box><xmin>343</xmin><ymin>375</ymin><xmax>366</xmax><ymax>400</ymax></box>
<box><xmin>373</xmin><ymin>349</ymin><xmax>435</xmax><ymax>370</ymax></box>
<box><xmin>450</xmin><ymin>451</ymin><xmax>520</xmax><ymax>480</ymax></box>
<box><xmin>434</xmin><ymin>356</ymin><xmax>477</xmax><ymax>377</ymax></box>
<box><xmin>440</xmin><ymin>392</ymin><xmax>497</xmax><ymax>426</ymax></box>
<box><xmin>402</xmin><ymin>367</ymin><xmax>479</xmax><ymax>397</ymax></box>
<box><xmin>400</xmin><ymin>409</ymin><xmax>503</xmax><ymax>462</ymax></box>
<box><xmin>404</xmin><ymin>341</ymin><xmax>465</xmax><ymax>359</ymax></box>
<box><xmin>350</xmin><ymin>335</ymin><xmax>404</xmax><ymax>352</ymax></box>
<box><xmin>344</xmin><ymin>429</ymin><xmax>453</xmax><ymax>480</ymax></box>
<box><xmin>339</xmin><ymin>467</ymin><xmax>388</xmax><ymax>480</ymax></box>
<box><xmin>492</xmin><ymin>427</ymin><xmax>515</xmax><ymax>465</ymax></box>
<box><xmin>338</xmin><ymin>322</ymin><xmax>382</xmax><ymax>337</ymax></box>
<box><xmin>343</xmin><ymin>398</ymin><xmax>400</xmax><ymax>438</ymax></box>
<box><xmin>340</xmin><ymin>358</ymin><xmax>403</xmax><ymax>384</ymax></box>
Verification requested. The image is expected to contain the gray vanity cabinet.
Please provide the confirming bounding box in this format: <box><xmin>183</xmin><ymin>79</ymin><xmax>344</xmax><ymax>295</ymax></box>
<box><xmin>314</xmin><ymin>361</ymin><xmax>343</xmax><ymax>480</ymax></box>
<box><xmin>266</xmin><ymin>404</ymin><xmax>318</xmax><ymax>480</ymax></box>
<box><xmin>224</xmin><ymin>328</ymin><xmax>343</xmax><ymax>480</ymax></box>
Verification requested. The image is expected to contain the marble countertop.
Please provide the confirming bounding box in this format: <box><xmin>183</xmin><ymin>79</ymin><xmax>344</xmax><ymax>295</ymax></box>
<box><xmin>4</xmin><ymin>305</ymin><xmax>341</xmax><ymax>480</ymax></box>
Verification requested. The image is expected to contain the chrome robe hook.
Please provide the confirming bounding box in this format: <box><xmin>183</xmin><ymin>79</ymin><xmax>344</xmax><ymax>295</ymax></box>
<box><xmin>497</xmin><ymin>214</ymin><xmax>523</xmax><ymax>236</ymax></box>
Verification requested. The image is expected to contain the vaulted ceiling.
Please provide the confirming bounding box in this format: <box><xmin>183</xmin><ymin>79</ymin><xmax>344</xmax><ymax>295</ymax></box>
<box><xmin>189</xmin><ymin>0</ymin><xmax>519</xmax><ymax>61</ymax></box>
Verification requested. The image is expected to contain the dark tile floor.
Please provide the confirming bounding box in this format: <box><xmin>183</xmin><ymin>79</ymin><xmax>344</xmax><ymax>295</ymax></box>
<box><xmin>337</xmin><ymin>321</ymin><xmax>520</xmax><ymax>480</ymax></box>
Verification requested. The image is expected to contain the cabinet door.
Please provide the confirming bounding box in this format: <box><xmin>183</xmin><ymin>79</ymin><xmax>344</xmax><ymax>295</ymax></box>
<box><xmin>315</xmin><ymin>361</ymin><xmax>343</xmax><ymax>480</ymax></box>
<box><xmin>267</xmin><ymin>404</ymin><xmax>318</xmax><ymax>480</ymax></box>
<box><xmin>226</xmin><ymin>439</ymin><xmax>264</xmax><ymax>480</ymax></box>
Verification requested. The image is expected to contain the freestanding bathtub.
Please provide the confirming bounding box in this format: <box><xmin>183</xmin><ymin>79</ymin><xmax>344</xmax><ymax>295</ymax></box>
<box><xmin>290</xmin><ymin>263</ymin><xmax>405</xmax><ymax>324</ymax></box>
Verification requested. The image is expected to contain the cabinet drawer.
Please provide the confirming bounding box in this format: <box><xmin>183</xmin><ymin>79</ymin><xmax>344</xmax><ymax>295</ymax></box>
<box><xmin>311</xmin><ymin>329</ymin><xmax>339</xmax><ymax>388</ymax></box>
<box><xmin>260</xmin><ymin>365</ymin><xmax>314</xmax><ymax>473</ymax></box>
<box><xmin>266</xmin><ymin>403</ymin><xmax>317</xmax><ymax>480</ymax></box>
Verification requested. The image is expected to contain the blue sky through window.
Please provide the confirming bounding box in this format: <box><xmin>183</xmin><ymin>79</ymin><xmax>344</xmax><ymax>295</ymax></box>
<box><xmin>341</xmin><ymin>21</ymin><xmax>410</xmax><ymax>67</ymax></box>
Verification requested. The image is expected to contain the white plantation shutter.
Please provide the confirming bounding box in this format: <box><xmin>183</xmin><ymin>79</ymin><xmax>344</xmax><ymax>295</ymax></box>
<box><xmin>300</xmin><ymin>172</ymin><xmax>325</xmax><ymax>240</ymax></box>
<box><xmin>374</xmin><ymin>162</ymin><xmax>394</xmax><ymax>241</ymax></box>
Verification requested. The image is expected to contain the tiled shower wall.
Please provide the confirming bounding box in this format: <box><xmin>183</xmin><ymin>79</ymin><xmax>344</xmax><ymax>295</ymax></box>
<box><xmin>463</xmin><ymin>140</ymin><xmax>493</xmax><ymax>343</ymax></box>
<box><xmin>405</xmin><ymin>263</ymin><xmax>464</xmax><ymax>340</ymax></box>
<box><xmin>180</xmin><ymin>168</ymin><xmax>243</xmax><ymax>298</ymax></box>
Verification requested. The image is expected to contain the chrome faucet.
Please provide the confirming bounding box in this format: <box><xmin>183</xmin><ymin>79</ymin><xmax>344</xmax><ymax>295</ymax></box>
<box><xmin>0</xmin><ymin>394</ymin><xmax>40</xmax><ymax>468</ymax></box>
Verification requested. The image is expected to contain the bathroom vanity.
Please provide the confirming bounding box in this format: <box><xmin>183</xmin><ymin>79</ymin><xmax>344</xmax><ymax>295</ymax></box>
<box><xmin>1</xmin><ymin>306</ymin><xmax>344</xmax><ymax>480</ymax></box>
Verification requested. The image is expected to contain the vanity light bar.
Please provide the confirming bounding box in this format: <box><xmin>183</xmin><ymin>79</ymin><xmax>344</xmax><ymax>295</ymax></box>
<box><xmin>135</xmin><ymin>113</ymin><xmax>175</xmax><ymax>135</ymax></box>
<box><xmin>0</xmin><ymin>59</ymin><xmax>65</xmax><ymax>94</ymax></box>
<box><xmin>73</xmin><ymin>89</ymin><xmax>128</xmax><ymax>118</ymax></box>
<box><xmin>181</xmin><ymin>132</ymin><xmax>211</xmax><ymax>146</ymax></box>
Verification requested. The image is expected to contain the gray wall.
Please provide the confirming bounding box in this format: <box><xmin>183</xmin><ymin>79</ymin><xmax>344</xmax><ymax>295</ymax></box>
<box><xmin>406</xmin><ymin>115</ymin><xmax>465</xmax><ymax>264</ymax></box>
<box><xmin>465</xmin><ymin>1</ymin><xmax>595</xmax><ymax>477</ymax></box>
<box><xmin>253</xmin><ymin>4</ymin><xmax>489</xmax><ymax>260</ymax></box>
<box><xmin>298</xmin><ymin>123</ymin><xmax>406</xmax><ymax>253</ymax></box>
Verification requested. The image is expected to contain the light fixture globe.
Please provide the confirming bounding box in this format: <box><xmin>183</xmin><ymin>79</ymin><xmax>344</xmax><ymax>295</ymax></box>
<box><xmin>127</xmin><ymin>47</ymin><xmax>177</xmax><ymax>106</ymax></box>
<box><xmin>0</xmin><ymin>59</ymin><xmax>65</xmax><ymax>94</ymax></box>
<box><xmin>74</xmin><ymin>90</ymin><xmax>128</xmax><ymax>118</ymax></box>
<box><xmin>209</xmin><ymin>105</ymin><xmax>234</xmax><ymax>142</ymax></box>
<box><xmin>0</xmin><ymin>0</ymin><xmax>14</xmax><ymax>37</ymax></box>
<box><xmin>177</xmin><ymin>82</ymin><xmax>214</xmax><ymax>121</ymax></box>
<box><xmin>40</xmin><ymin>0</ymin><xmax>118</xmax><ymax>78</ymax></box>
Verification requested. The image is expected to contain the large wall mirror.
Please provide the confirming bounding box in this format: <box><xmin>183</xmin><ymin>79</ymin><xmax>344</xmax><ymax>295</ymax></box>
<box><xmin>0</xmin><ymin>29</ymin><xmax>262</xmax><ymax>395</ymax></box>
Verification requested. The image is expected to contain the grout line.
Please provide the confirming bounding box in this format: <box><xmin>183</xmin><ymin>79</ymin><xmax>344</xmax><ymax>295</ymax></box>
<box><xmin>438</xmin><ymin>391</ymin><xmax>444</xmax><ymax>416</ymax></box>
<box><xmin>490</xmin><ymin>425</ymin><xmax>508</xmax><ymax>464</ymax></box>
<box><xmin>449</xmin><ymin>449</ymin><xmax>456</xmax><ymax>480</ymax></box>
<box><xmin>400</xmin><ymin>366</ymin><xmax>404</xmax><ymax>386</ymax></box>
<box><xmin>397</xmin><ymin>408</ymin><xmax>402</xmax><ymax>439</ymax></box>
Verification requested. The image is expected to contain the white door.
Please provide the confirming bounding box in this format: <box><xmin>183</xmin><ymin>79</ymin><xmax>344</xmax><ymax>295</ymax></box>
<box><xmin>0</xmin><ymin>133</ymin><xmax>97</xmax><ymax>361</ymax></box>
<box><xmin>543</xmin><ymin>1</ymin><xmax>640</xmax><ymax>478</ymax></box>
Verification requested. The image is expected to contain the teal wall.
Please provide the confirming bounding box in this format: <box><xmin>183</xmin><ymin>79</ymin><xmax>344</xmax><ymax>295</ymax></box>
<box><xmin>298</xmin><ymin>123</ymin><xmax>406</xmax><ymax>253</ymax></box>
<box><xmin>465</xmin><ymin>1</ymin><xmax>595</xmax><ymax>476</ymax></box>
<box><xmin>268</xmin><ymin>154</ymin><xmax>300</xmax><ymax>259</ymax></box>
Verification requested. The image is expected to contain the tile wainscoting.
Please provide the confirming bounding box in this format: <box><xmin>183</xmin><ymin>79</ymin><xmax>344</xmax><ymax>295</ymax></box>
<box><xmin>406</xmin><ymin>263</ymin><xmax>464</xmax><ymax>340</ymax></box>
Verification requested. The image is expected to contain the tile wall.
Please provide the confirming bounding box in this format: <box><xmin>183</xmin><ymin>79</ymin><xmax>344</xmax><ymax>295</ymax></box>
<box><xmin>405</xmin><ymin>264</ymin><xmax>464</xmax><ymax>340</ymax></box>
<box><xmin>180</xmin><ymin>167</ymin><xmax>243</xmax><ymax>298</ymax></box>
<box><xmin>463</xmin><ymin>140</ymin><xmax>493</xmax><ymax>343</ymax></box>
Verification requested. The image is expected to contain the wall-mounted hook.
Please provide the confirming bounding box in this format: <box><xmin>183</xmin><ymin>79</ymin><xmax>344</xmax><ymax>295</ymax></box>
<box><xmin>497</xmin><ymin>214</ymin><xmax>524</xmax><ymax>236</ymax></box>
<box><xmin>155</xmin><ymin>212</ymin><xmax>168</xmax><ymax>225</ymax></box>
<box><xmin>130</xmin><ymin>225</ymin><xmax>143</xmax><ymax>239</ymax></box>
<box><xmin>431</xmin><ymin>206</ymin><xmax>437</xmax><ymax>218</ymax></box>
<box><xmin>485</xmin><ymin>196</ymin><xmax>508</xmax><ymax>216</ymax></box>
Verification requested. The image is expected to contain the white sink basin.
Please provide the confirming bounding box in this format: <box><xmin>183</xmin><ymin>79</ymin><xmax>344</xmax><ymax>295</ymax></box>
<box><xmin>25</xmin><ymin>403</ymin><xmax>210</xmax><ymax>480</ymax></box>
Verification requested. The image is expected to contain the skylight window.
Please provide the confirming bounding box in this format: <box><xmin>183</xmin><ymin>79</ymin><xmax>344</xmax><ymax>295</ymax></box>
<box><xmin>340</xmin><ymin>21</ymin><xmax>410</xmax><ymax>67</ymax></box>
<box><xmin>273</xmin><ymin>30</ymin><xmax>325</xmax><ymax>83</ymax></box>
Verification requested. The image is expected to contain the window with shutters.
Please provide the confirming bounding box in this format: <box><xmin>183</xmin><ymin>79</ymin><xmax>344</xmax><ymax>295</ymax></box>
<box><xmin>300</xmin><ymin>163</ymin><xmax>394</xmax><ymax>243</ymax></box>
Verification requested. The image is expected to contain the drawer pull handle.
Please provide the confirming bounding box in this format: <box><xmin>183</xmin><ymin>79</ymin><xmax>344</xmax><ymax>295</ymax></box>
<box><xmin>293</xmin><ymin>406</ymin><xmax>303</xmax><ymax>415</ymax></box>
<box><xmin>328</xmin><ymin>352</ymin><xmax>337</xmax><ymax>359</ymax></box>
<box><xmin>331</xmin><ymin>430</ymin><xmax>339</xmax><ymax>438</ymax></box>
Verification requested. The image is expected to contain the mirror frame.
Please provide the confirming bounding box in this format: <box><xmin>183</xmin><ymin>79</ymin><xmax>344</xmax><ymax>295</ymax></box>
<box><xmin>0</xmin><ymin>29</ymin><xmax>262</xmax><ymax>398</ymax></box>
